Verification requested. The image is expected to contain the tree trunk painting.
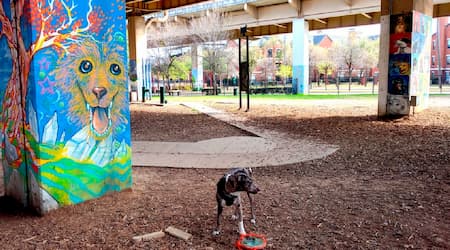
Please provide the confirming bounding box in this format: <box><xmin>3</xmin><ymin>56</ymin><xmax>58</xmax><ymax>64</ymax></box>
<box><xmin>0</xmin><ymin>0</ymin><xmax>132</xmax><ymax>214</ymax></box>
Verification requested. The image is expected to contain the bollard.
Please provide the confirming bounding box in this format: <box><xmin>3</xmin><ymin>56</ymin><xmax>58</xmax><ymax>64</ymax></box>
<box><xmin>160</xmin><ymin>86</ymin><xmax>165</xmax><ymax>104</ymax></box>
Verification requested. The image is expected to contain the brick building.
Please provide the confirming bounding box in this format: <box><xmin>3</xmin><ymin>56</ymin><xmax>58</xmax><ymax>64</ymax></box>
<box><xmin>431</xmin><ymin>17</ymin><xmax>450</xmax><ymax>84</ymax></box>
<box><xmin>312</xmin><ymin>34</ymin><xmax>333</xmax><ymax>48</ymax></box>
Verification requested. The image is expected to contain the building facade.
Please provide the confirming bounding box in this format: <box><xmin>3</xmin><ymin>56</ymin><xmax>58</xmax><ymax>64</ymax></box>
<box><xmin>430</xmin><ymin>17</ymin><xmax>450</xmax><ymax>84</ymax></box>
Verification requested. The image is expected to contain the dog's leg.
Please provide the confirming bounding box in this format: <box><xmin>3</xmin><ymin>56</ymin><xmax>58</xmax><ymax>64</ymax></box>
<box><xmin>234</xmin><ymin>195</ymin><xmax>246</xmax><ymax>235</ymax></box>
<box><xmin>247</xmin><ymin>192</ymin><xmax>256</xmax><ymax>225</ymax></box>
<box><xmin>213</xmin><ymin>200</ymin><xmax>224</xmax><ymax>235</ymax></box>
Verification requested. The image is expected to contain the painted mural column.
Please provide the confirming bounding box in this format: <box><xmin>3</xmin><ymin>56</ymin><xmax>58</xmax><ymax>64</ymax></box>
<box><xmin>378</xmin><ymin>0</ymin><xmax>433</xmax><ymax>117</ymax></box>
<box><xmin>127</xmin><ymin>15</ymin><xmax>146</xmax><ymax>102</ymax></box>
<box><xmin>292</xmin><ymin>18</ymin><xmax>309</xmax><ymax>94</ymax></box>
<box><xmin>191</xmin><ymin>45</ymin><xmax>204</xmax><ymax>91</ymax></box>
<box><xmin>0</xmin><ymin>0</ymin><xmax>132</xmax><ymax>214</ymax></box>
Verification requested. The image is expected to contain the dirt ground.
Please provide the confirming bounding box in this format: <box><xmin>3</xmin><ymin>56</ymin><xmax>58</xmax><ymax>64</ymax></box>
<box><xmin>0</xmin><ymin>98</ymin><xmax>449</xmax><ymax>249</ymax></box>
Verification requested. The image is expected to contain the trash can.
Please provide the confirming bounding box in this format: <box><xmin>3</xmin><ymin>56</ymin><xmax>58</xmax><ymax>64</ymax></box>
<box><xmin>233</xmin><ymin>87</ymin><xmax>237</xmax><ymax>96</ymax></box>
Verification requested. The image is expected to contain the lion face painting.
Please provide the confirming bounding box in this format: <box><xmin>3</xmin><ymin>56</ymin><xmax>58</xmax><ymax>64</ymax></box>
<box><xmin>54</xmin><ymin>35</ymin><xmax>128</xmax><ymax>140</ymax></box>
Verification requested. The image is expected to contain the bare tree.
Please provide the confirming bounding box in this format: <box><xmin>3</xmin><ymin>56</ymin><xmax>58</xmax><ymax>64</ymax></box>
<box><xmin>358</xmin><ymin>37</ymin><xmax>379</xmax><ymax>89</ymax></box>
<box><xmin>147</xmin><ymin>19</ymin><xmax>187</xmax><ymax>91</ymax></box>
<box><xmin>188</xmin><ymin>9</ymin><xmax>231</xmax><ymax>95</ymax></box>
<box><xmin>310</xmin><ymin>45</ymin><xmax>328</xmax><ymax>86</ymax></box>
<box><xmin>221</xmin><ymin>40</ymin><xmax>239</xmax><ymax>89</ymax></box>
<box><xmin>148</xmin><ymin>47</ymin><xmax>181</xmax><ymax>91</ymax></box>
<box><xmin>331</xmin><ymin>31</ymin><xmax>364</xmax><ymax>91</ymax></box>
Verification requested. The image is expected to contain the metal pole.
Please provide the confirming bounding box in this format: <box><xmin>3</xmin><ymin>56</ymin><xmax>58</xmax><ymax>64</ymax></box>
<box><xmin>238</xmin><ymin>37</ymin><xmax>242</xmax><ymax>109</ymax></box>
<box><xmin>436</xmin><ymin>17</ymin><xmax>443</xmax><ymax>93</ymax></box>
<box><xmin>246</xmin><ymin>35</ymin><xmax>250</xmax><ymax>111</ymax></box>
<box><xmin>160</xmin><ymin>86</ymin><xmax>164</xmax><ymax>104</ymax></box>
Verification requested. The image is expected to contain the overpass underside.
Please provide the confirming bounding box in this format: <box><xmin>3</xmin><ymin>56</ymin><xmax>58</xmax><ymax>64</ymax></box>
<box><xmin>127</xmin><ymin>1</ymin><xmax>450</xmax><ymax>40</ymax></box>
<box><xmin>231</xmin><ymin>2</ymin><xmax>450</xmax><ymax>38</ymax></box>
<box><xmin>228</xmin><ymin>12</ymin><xmax>383</xmax><ymax>39</ymax></box>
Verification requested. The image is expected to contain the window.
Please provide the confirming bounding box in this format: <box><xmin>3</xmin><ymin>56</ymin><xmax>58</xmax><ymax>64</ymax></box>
<box><xmin>433</xmin><ymin>40</ymin><xmax>436</xmax><ymax>50</ymax></box>
<box><xmin>447</xmin><ymin>55</ymin><xmax>450</xmax><ymax>65</ymax></box>
<box><xmin>432</xmin><ymin>55</ymin><xmax>435</xmax><ymax>65</ymax></box>
<box><xmin>447</xmin><ymin>38</ymin><xmax>450</xmax><ymax>48</ymax></box>
<box><xmin>267</xmin><ymin>48</ymin><xmax>272</xmax><ymax>58</ymax></box>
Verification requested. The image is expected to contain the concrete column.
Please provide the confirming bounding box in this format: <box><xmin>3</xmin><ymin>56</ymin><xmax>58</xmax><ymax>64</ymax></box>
<box><xmin>292</xmin><ymin>18</ymin><xmax>309</xmax><ymax>94</ymax></box>
<box><xmin>0</xmin><ymin>0</ymin><xmax>132</xmax><ymax>214</ymax></box>
<box><xmin>191</xmin><ymin>45</ymin><xmax>203</xmax><ymax>91</ymax></box>
<box><xmin>127</xmin><ymin>16</ymin><xmax>146</xmax><ymax>102</ymax></box>
<box><xmin>378</xmin><ymin>0</ymin><xmax>433</xmax><ymax>117</ymax></box>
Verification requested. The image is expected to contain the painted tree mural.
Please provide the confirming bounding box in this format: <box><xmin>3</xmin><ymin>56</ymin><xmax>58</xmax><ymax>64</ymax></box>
<box><xmin>0</xmin><ymin>0</ymin><xmax>132</xmax><ymax>214</ymax></box>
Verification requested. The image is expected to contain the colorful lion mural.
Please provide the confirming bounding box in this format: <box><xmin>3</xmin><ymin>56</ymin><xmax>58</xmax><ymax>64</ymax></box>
<box><xmin>0</xmin><ymin>0</ymin><xmax>132</xmax><ymax>214</ymax></box>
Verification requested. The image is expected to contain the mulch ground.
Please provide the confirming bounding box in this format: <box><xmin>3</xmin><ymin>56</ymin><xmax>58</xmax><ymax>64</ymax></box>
<box><xmin>0</xmin><ymin>99</ymin><xmax>449</xmax><ymax>249</ymax></box>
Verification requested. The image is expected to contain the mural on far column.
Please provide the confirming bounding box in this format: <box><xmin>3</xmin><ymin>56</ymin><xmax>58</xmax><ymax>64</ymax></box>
<box><xmin>387</xmin><ymin>13</ymin><xmax>412</xmax><ymax>115</ymax></box>
<box><xmin>410</xmin><ymin>11</ymin><xmax>432</xmax><ymax>109</ymax></box>
<box><xmin>0</xmin><ymin>0</ymin><xmax>132</xmax><ymax>214</ymax></box>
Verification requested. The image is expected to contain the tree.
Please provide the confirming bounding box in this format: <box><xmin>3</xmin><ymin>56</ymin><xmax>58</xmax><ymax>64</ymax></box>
<box><xmin>148</xmin><ymin>47</ymin><xmax>180</xmax><ymax>90</ymax></box>
<box><xmin>331</xmin><ymin>31</ymin><xmax>364</xmax><ymax>91</ymax></box>
<box><xmin>358</xmin><ymin>37</ymin><xmax>379</xmax><ymax>87</ymax></box>
<box><xmin>277</xmin><ymin>64</ymin><xmax>292</xmax><ymax>85</ymax></box>
<box><xmin>317</xmin><ymin>61</ymin><xmax>335</xmax><ymax>88</ymax></box>
<box><xmin>309</xmin><ymin>45</ymin><xmax>328</xmax><ymax>85</ymax></box>
<box><xmin>188</xmin><ymin>9</ymin><xmax>231</xmax><ymax>95</ymax></box>
<box><xmin>147</xmin><ymin>19</ymin><xmax>186</xmax><ymax>91</ymax></box>
<box><xmin>222</xmin><ymin>40</ymin><xmax>239</xmax><ymax>87</ymax></box>
<box><xmin>169</xmin><ymin>54</ymin><xmax>192</xmax><ymax>89</ymax></box>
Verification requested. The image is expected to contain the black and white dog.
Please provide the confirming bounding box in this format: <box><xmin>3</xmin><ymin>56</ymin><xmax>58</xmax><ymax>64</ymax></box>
<box><xmin>213</xmin><ymin>168</ymin><xmax>260</xmax><ymax>235</ymax></box>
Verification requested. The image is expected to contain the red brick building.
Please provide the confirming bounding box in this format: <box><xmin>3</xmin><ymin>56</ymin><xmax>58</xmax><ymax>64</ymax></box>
<box><xmin>312</xmin><ymin>34</ymin><xmax>333</xmax><ymax>48</ymax></box>
<box><xmin>251</xmin><ymin>37</ymin><xmax>286</xmax><ymax>84</ymax></box>
<box><xmin>431</xmin><ymin>17</ymin><xmax>450</xmax><ymax>84</ymax></box>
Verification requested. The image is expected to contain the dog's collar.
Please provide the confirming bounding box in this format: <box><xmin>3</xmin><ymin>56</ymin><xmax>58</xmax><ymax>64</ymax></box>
<box><xmin>224</xmin><ymin>191</ymin><xmax>237</xmax><ymax>198</ymax></box>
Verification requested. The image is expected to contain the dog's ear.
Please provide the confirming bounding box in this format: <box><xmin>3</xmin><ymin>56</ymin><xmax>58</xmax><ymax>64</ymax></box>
<box><xmin>225</xmin><ymin>174</ymin><xmax>238</xmax><ymax>193</ymax></box>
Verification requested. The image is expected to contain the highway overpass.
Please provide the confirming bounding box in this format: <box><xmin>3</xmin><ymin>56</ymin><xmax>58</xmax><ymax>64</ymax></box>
<box><xmin>127</xmin><ymin>0</ymin><xmax>450</xmax><ymax>38</ymax></box>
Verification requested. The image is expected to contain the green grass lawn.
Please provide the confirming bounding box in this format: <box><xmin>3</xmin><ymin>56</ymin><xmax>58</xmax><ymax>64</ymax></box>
<box><xmin>163</xmin><ymin>93</ymin><xmax>379</xmax><ymax>103</ymax></box>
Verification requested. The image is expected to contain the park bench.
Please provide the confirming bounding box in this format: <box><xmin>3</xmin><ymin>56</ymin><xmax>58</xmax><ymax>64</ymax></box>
<box><xmin>168</xmin><ymin>90</ymin><xmax>181</xmax><ymax>96</ymax></box>
<box><xmin>202</xmin><ymin>88</ymin><xmax>221</xmax><ymax>95</ymax></box>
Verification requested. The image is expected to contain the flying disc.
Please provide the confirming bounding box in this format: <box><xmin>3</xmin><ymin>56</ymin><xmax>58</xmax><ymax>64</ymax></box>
<box><xmin>235</xmin><ymin>233</ymin><xmax>267</xmax><ymax>250</ymax></box>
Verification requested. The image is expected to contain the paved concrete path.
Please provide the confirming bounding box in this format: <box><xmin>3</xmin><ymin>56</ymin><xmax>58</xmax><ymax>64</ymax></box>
<box><xmin>132</xmin><ymin>102</ymin><xmax>339</xmax><ymax>169</ymax></box>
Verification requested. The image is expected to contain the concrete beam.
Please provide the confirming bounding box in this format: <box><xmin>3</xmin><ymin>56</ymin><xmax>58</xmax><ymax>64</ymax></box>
<box><xmin>308</xmin><ymin>12</ymin><xmax>380</xmax><ymax>30</ymax></box>
<box><xmin>288</xmin><ymin>0</ymin><xmax>300</xmax><ymax>11</ymax></box>
<box><xmin>225</xmin><ymin>1</ymin><xmax>379</xmax><ymax>30</ymax></box>
<box><xmin>360</xmin><ymin>12</ymin><xmax>372</xmax><ymax>19</ymax></box>
<box><xmin>314</xmin><ymin>18</ymin><xmax>327</xmax><ymax>24</ymax></box>
<box><xmin>434</xmin><ymin>3</ymin><xmax>450</xmax><ymax>17</ymax></box>
<box><xmin>244</xmin><ymin>3</ymin><xmax>258</xmax><ymax>19</ymax></box>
